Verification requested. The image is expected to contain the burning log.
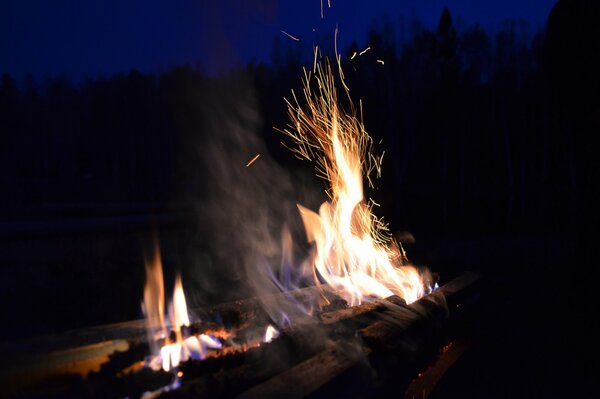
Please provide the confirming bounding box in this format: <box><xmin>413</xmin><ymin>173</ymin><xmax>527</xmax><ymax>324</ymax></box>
<box><xmin>235</xmin><ymin>272</ymin><xmax>479</xmax><ymax>399</ymax></box>
<box><xmin>2</xmin><ymin>273</ymin><xmax>479</xmax><ymax>399</ymax></box>
<box><xmin>0</xmin><ymin>284</ymin><xmax>343</xmax><ymax>397</ymax></box>
<box><xmin>361</xmin><ymin>272</ymin><xmax>478</xmax><ymax>349</ymax></box>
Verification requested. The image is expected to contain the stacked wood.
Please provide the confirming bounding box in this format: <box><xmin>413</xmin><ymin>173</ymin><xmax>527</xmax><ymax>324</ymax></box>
<box><xmin>1</xmin><ymin>273</ymin><xmax>479</xmax><ymax>399</ymax></box>
<box><xmin>235</xmin><ymin>272</ymin><xmax>478</xmax><ymax>399</ymax></box>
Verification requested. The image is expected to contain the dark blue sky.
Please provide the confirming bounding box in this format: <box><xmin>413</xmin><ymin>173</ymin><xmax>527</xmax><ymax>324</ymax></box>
<box><xmin>0</xmin><ymin>0</ymin><xmax>557</xmax><ymax>80</ymax></box>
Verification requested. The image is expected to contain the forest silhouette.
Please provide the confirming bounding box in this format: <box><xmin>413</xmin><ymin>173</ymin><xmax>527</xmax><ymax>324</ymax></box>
<box><xmin>1</xmin><ymin>7</ymin><xmax>584</xmax><ymax>238</ymax></box>
<box><xmin>1</xmin><ymin>3</ymin><xmax>598</xmax><ymax>354</ymax></box>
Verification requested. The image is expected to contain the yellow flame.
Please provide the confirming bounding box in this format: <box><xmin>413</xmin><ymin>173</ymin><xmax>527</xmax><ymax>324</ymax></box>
<box><xmin>279</xmin><ymin>59</ymin><xmax>429</xmax><ymax>306</ymax></box>
<box><xmin>171</xmin><ymin>274</ymin><xmax>190</xmax><ymax>330</ymax></box>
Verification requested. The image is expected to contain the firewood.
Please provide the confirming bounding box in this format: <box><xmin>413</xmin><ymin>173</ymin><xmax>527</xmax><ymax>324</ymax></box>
<box><xmin>235</xmin><ymin>272</ymin><xmax>478</xmax><ymax>399</ymax></box>
<box><xmin>236</xmin><ymin>342</ymin><xmax>371</xmax><ymax>399</ymax></box>
<box><xmin>318</xmin><ymin>294</ymin><xmax>407</xmax><ymax>325</ymax></box>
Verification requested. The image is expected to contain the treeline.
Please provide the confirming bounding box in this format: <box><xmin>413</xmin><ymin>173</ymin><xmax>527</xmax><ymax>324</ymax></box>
<box><xmin>0</xmin><ymin>7</ymin><xmax>587</xmax><ymax>237</ymax></box>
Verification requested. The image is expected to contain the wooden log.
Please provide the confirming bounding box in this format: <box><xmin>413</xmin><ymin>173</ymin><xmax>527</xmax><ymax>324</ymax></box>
<box><xmin>3</xmin><ymin>274</ymin><xmax>478</xmax><ymax>398</ymax></box>
<box><xmin>0</xmin><ymin>284</ymin><xmax>342</xmax><ymax>397</ymax></box>
<box><xmin>198</xmin><ymin>284</ymin><xmax>341</xmax><ymax>329</ymax></box>
<box><xmin>320</xmin><ymin>299</ymin><xmax>382</xmax><ymax>324</ymax></box>
<box><xmin>318</xmin><ymin>294</ymin><xmax>407</xmax><ymax>325</ymax></box>
<box><xmin>161</xmin><ymin>328</ymin><xmax>332</xmax><ymax>399</ymax></box>
<box><xmin>235</xmin><ymin>272</ymin><xmax>479</xmax><ymax>399</ymax></box>
<box><xmin>361</xmin><ymin>272</ymin><xmax>479</xmax><ymax>348</ymax></box>
<box><xmin>403</xmin><ymin>340</ymin><xmax>467</xmax><ymax>399</ymax></box>
<box><xmin>236</xmin><ymin>343</ymin><xmax>371</xmax><ymax>399</ymax></box>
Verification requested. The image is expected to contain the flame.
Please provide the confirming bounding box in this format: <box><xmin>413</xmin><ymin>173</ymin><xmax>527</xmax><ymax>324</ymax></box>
<box><xmin>142</xmin><ymin>242</ymin><xmax>221</xmax><ymax>372</ymax></box>
<box><xmin>170</xmin><ymin>274</ymin><xmax>190</xmax><ymax>330</ymax></box>
<box><xmin>279</xmin><ymin>57</ymin><xmax>430</xmax><ymax>306</ymax></box>
<box><xmin>264</xmin><ymin>325</ymin><xmax>279</xmax><ymax>343</ymax></box>
<box><xmin>142</xmin><ymin>243</ymin><xmax>166</xmax><ymax>349</ymax></box>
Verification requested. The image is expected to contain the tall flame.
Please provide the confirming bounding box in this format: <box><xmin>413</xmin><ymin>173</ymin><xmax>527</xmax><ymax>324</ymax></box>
<box><xmin>280</xmin><ymin>57</ymin><xmax>429</xmax><ymax>305</ymax></box>
<box><xmin>142</xmin><ymin>243</ymin><xmax>166</xmax><ymax>350</ymax></box>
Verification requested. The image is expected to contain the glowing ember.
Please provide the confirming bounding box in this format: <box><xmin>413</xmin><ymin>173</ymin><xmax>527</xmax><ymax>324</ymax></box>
<box><xmin>278</xmin><ymin>54</ymin><xmax>431</xmax><ymax>306</ymax></box>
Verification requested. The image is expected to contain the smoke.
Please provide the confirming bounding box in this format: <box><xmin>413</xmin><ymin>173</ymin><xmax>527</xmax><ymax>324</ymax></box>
<box><xmin>166</xmin><ymin>69</ymin><xmax>319</xmax><ymax>312</ymax></box>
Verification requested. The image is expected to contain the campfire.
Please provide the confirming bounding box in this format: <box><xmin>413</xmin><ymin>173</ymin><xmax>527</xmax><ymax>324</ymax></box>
<box><xmin>137</xmin><ymin>54</ymin><xmax>439</xmax><ymax>386</ymax></box>
<box><xmin>1</xmin><ymin>49</ymin><xmax>480</xmax><ymax>399</ymax></box>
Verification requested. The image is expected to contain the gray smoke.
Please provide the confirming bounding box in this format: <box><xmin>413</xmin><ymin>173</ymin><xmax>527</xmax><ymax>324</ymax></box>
<box><xmin>168</xmin><ymin>70</ymin><xmax>320</xmax><ymax>311</ymax></box>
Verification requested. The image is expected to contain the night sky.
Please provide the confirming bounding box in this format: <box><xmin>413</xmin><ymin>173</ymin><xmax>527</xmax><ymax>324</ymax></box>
<box><xmin>1</xmin><ymin>0</ymin><xmax>557</xmax><ymax>80</ymax></box>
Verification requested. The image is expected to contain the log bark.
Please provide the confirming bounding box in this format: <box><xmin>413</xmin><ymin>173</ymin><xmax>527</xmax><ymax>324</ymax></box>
<box><xmin>236</xmin><ymin>343</ymin><xmax>371</xmax><ymax>399</ymax></box>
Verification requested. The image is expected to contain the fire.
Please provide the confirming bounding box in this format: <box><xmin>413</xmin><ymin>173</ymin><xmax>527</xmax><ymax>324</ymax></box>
<box><xmin>264</xmin><ymin>325</ymin><xmax>280</xmax><ymax>343</ymax></box>
<box><xmin>279</xmin><ymin>56</ymin><xmax>430</xmax><ymax>306</ymax></box>
<box><xmin>142</xmin><ymin>243</ymin><xmax>221</xmax><ymax>372</ymax></box>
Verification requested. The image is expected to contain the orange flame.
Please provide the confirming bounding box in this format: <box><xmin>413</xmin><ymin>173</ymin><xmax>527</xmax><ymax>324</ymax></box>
<box><xmin>142</xmin><ymin>242</ymin><xmax>222</xmax><ymax>372</ymax></box>
<box><xmin>142</xmin><ymin>243</ymin><xmax>166</xmax><ymax>349</ymax></box>
<box><xmin>279</xmin><ymin>57</ymin><xmax>430</xmax><ymax>306</ymax></box>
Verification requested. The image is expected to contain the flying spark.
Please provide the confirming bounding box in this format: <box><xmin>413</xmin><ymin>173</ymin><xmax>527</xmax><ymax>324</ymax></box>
<box><xmin>246</xmin><ymin>154</ymin><xmax>261</xmax><ymax>167</ymax></box>
<box><xmin>280</xmin><ymin>30</ymin><xmax>300</xmax><ymax>42</ymax></box>
<box><xmin>359</xmin><ymin>47</ymin><xmax>371</xmax><ymax>56</ymax></box>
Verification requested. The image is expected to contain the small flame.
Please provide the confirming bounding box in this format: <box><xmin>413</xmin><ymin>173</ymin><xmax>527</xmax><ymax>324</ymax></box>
<box><xmin>278</xmin><ymin>58</ymin><xmax>430</xmax><ymax>306</ymax></box>
<box><xmin>264</xmin><ymin>325</ymin><xmax>280</xmax><ymax>343</ymax></box>
<box><xmin>142</xmin><ymin>243</ymin><xmax>166</xmax><ymax>349</ymax></box>
<box><xmin>170</xmin><ymin>274</ymin><xmax>190</xmax><ymax>330</ymax></box>
<box><xmin>142</xmin><ymin>242</ymin><xmax>221</xmax><ymax>372</ymax></box>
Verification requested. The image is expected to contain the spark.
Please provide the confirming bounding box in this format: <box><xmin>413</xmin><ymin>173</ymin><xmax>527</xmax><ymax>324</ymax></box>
<box><xmin>334</xmin><ymin>26</ymin><xmax>350</xmax><ymax>94</ymax></box>
<box><xmin>350</xmin><ymin>51</ymin><xmax>357</xmax><ymax>60</ymax></box>
<box><xmin>246</xmin><ymin>154</ymin><xmax>261</xmax><ymax>167</ymax></box>
<box><xmin>359</xmin><ymin>46</ymin><xmax>371</xmax><ymax>56</ymax></box>
<box><xmin>321</xmin><ymin>0</ymin><xmax>332</xmax><ymax>18</ymax></box>
<box><xmin>377</xmin><ymin>59</ymin><xmax>385</xmax><ymax>65</ymax></box>
<box><xmin>280</xmin><ymin>30</ymin><xmax>300</xmax><ymax>42</ymax></box>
